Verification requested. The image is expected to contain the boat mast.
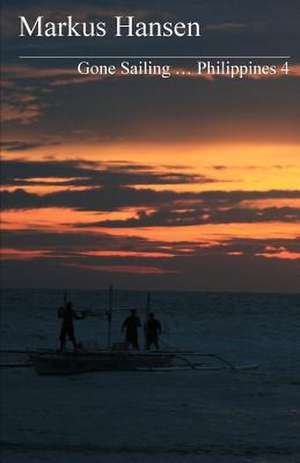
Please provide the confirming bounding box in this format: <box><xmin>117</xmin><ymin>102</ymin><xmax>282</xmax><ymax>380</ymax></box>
<box><xmin>107</xmin><ymin>285</ymin><xmax>113</xmax><ymax>348</ymax></box>
<box><xmin>144</xmin><ymin>292</ymin><xmax>151</xmax><ymax>349</ymax></box>
<box><xmin>146</xmin><ymin>292</ymin><xmax>151</xmax><ymax>317</ymax></box>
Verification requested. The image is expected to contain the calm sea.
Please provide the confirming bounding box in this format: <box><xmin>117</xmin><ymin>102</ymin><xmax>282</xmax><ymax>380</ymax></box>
<box><xmin>1</xmin><ymin>289</ymin><xmax>300</xmax><ymax>462</ymax></box>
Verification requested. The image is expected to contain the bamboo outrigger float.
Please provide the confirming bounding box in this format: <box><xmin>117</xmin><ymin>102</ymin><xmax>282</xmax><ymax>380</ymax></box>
<box><xmin>30</xmin><ymin>350</ymin><xmax>176</xmax><ymax>375</ymax></box>
<box><xmin>0</xmin><ymin>349</ymin><xmax>259</xmax><ymax>374</ymax></box>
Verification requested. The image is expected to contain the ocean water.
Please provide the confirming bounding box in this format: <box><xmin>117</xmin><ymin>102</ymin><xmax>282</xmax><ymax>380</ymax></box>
<box><xmin>1</xmin><ymin>289</ymin><xmax>300</xmax><ymax>463</ymax></box>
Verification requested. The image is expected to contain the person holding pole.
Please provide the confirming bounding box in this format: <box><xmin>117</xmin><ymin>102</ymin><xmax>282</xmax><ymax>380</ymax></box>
<box><xmin>121</xmin><ymin>309</ymin><xmax>141</xmax><ymax>350</ymax></box>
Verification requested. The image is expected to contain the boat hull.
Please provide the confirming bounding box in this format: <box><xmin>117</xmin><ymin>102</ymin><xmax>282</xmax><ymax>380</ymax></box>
<box><xmin>30</xmin><ymin>351</ymin><xmax>175</xmax><ymax>375</ymax></box>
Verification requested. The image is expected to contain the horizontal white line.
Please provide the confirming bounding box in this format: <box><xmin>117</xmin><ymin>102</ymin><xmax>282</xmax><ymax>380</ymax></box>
<box><xmin>19</xmin><ymin>55</ymin><xmax>292</xmax><ymax>59</ymax></box>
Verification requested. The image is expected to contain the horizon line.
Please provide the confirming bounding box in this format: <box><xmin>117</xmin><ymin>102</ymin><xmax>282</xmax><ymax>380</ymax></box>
<box><xmin>2</xmin><ymin>286</ymin><xmax>299</xmax><ymax>295</ymax></box>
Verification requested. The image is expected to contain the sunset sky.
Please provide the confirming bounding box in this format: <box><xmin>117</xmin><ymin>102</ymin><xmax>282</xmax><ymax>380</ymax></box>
<box><xmin>1</xmin><ymin>0</ymin><xmax>300</xmax><ymax>291</ymax></box>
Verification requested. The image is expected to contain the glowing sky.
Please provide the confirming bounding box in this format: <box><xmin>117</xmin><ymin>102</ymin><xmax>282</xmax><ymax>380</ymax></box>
<box><xmin>1</xmin><ymin>0</ymin><xmax>300</xmax><ymax>291</ymax></box>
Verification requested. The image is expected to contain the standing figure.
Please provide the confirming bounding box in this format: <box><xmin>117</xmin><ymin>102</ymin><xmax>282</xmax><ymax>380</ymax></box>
<box><xmin>121</xmin><ymin>309</ymin><xmax>141</xmax><ymax>350</ymax></box>
<box><xmin>58</xmin><ymin>302</ymin><xmax>85</xmax><ymax>352</ymax></box>
<box><xmin>145</xmin><ymin>313</ymin><xmax>162</xmax><ymax>350</ymax></box>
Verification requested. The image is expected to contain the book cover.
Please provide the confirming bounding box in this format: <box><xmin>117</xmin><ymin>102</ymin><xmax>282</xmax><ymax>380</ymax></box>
<box><xmin>1</xmin><ymin>1</ymin><xmax>299</xmax><ymax>462</ymax></box>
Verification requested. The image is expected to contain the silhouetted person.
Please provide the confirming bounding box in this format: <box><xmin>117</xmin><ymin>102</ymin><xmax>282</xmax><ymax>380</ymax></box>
<box><xmin>122</xmin><ymin>309</ymin><xmax>141</xmax><ymax>350</ymax></box>
<box><xmin>58</xmin><ymin>302</ymin><xmax>85</xmax><ymax>352</ymax></box>
<box><xmin>145</xmin><ymin>313</ymin><xmax>162</xmax><ymax>350</ymax></box>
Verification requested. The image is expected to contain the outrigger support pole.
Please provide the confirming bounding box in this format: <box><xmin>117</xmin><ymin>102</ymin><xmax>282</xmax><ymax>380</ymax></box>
<box><xmin>107</xmin><ymin>285</ymin><xmax>113</xmax><ymax>348</ymax></box>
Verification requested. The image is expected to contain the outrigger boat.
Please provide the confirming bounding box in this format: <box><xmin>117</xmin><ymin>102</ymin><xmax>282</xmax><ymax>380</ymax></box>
<box><xmin>30</xmin><ymin>287</ymin><xmax>179</xmax><ymax>375</ymax></box>
<box><xmin>1</xmin><ymin>287</ymin><xmax>259</xmax><ymax>375</ymax></box>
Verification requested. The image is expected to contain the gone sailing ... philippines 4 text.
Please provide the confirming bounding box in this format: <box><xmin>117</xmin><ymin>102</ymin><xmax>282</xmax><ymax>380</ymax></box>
<box><xmin>77</xmin><ymin>59</ymin><xmax>290</xmax><ymax>79</ymax></box>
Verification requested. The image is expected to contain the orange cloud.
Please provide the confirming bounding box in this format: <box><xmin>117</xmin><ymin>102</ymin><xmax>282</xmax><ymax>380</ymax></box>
<box><xmin>0</xmin><ymin>185</ymin><xmax>95</xmax><ymax>195</ymax></box>
<box><xmin>80</xmin><ymin>250</ymin><xmax>174</xmax><ymax>258</ymax></box>
<box><xmin>93</xmin><ymin>222</ymin><xmax>300</xmax><ymax>243</ymax></box>
<box><xmin>256</xmin><ymin>250</ymin><xmax>300</xmax><ymax>260</ymax></box>
<box><xmin>0</xmin><ymin>248</ymin><xmax>51</xmax><ymax>260</ymax></box>
<box><xmin>240</xmin><ymin>199</ymin><xmax>300</xmax><ymax>209</ymax></box>
<box><xmin>0</xmin><ymin>207</ymin><xmax>153</xmax><ymax>231</ymax></box>
<box><xmin>65</xmin><ymin>263</ymin><xmax>175</xmax><ymax>274</ymax></box>
<box><xmin>1</xmin><ymin>102</ymin><xmax>42</xmax><ymax>124</ymax></box>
